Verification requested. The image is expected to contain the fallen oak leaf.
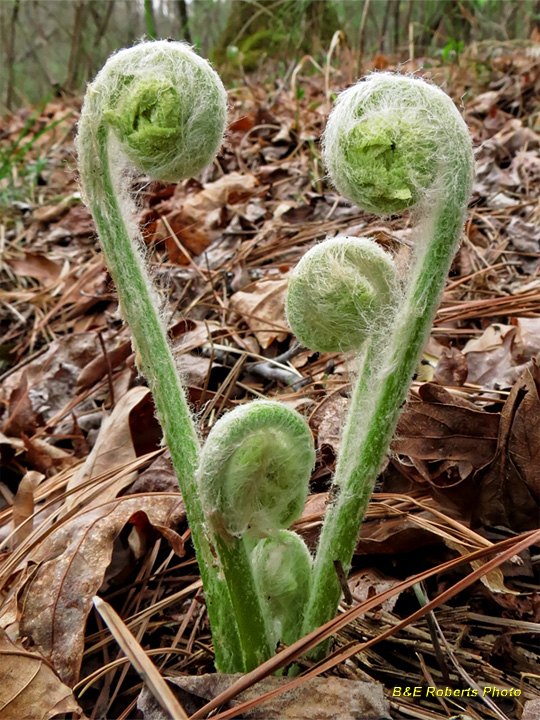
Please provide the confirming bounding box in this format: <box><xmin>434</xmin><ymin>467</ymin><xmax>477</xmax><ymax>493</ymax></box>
<box><xmin>475</xmin><ymin>360</ymin><xmax>540</xmax><ymax>531</ymax></box>
<box><xmin>229</xmin><ymin>277</ymin><xmax>289</xmax><ymax>348</ymax></box>
<box><xmin>138</xmin><ymin>673</ymin><xmax>389</xmax><ymax>720</ymax></box>
<box><xmin>394</xmin><ymin>383</ymin><xmax>499</xmax><ymax>469</ymax></box>
<box><xmin>18</xmin><ymin>493</ymin><xmax>185</xmax><ymax>685</ymax></box>
<box><xmin>0</xmin><ymin>631</ymin><xmax>82</xmax><ymax>720</ymax></box>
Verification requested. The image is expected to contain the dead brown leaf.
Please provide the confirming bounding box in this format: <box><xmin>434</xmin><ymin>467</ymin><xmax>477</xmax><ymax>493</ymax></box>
<box><xmin>0</xmin><ymin>333</ymin><xmax>101</xmax><ymax>426</ymax></box>
<box><xmin>433</xmin><ymin>346</ymin><xmax>468</xmax><ymax>386</ymax></box>
<box><xmin>150</xmin><ymin>172</ymin><xmax>259</xmax><ymax>263</ymax></box>
<box><xmin>76</xmin><ymin>339</ymin><xmax>132</xmax><ymax>390</ymax></box>
<box><xmin>310</xmin><ymin>393</ymin><xmax>349</xmax><ymax>454</ymax></box>
<box><xmin>1</xmin><ymin>372</ymin><xmax>39</xmax><ymax>437</ymax></box>
<box><xmin>463</xmin><ymin>320</ymin><xmax>540</xmax><ymax>389</ymax></box>
<box><xmin>0</xmin><ymin>631</ymin><xmax>81</xmax><ymax>719</ymax></box>
<box><xmin>508</xmin><ymin>364</ymin><xmax>540</xmax><ymax>500</ymax></box>
<box><xmin>5</xmin><ymin>252</ymin><xmax>62</xmax><ymax>284</ymax></box>
<box><xmin>18</xmin><ymin>493</ymin><xmax>185</xmax><ymax>685</ymax></box>
<box><xmin>138</xmin><ymin>673</ymin><xmax>389</xmax><ymax>720</ymax></box>
<box><xmin>65</xmin><ymin>387</ymin><xmax>162</xmax><ymax>511</ymax></box>
<box><xmin>229</xmin><ymin>277</ymin><xmax>289</xmax><ymax>348</ymax></box>
<box><xmin>129</xmin><ymin>453</ymin><xmax>179</xmax><ymax>495</ymax></box>
<box><xmin>12</xmin><ymin>470</ymin><xmax>44</xmax><ymax>546</ymax></box>
<box><xmin>182</xmin><ymin>171</ymin><xmax>258</xmax><ymax>215</ymax></box>
<box><xmin>348</xmin><ymin>571</ymin><xmax>402</xmax><ymax>614</ymax></box>
<box><xmin>475</xmin><ymin>361</ymin><xmax>540</xmax><ymax>531</ymax></box>
<box><xmin>394</xmin><ymin>383</ymin><xmax>499</xmax><ymax>470</ymax></box>
<box><xmin>54</xmin><ymin>204</ymin><xmax>95</xmax><ymax>236</ymax></box>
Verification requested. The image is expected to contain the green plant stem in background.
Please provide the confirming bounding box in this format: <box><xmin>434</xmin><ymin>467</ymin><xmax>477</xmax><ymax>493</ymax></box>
<box><xmin>302</xmin><ymin>74</ymin><xmax>474</xmax><ymax>655</ymax></box>
<box><xmin>77</xmin><ymin>41</ymin><xmax>244</xmax><ymax>673</ymax></box>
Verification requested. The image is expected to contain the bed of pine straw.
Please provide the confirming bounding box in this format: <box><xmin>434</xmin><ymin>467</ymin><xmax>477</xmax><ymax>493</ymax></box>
<box><xmin>0</xmin><ymin>39</ymin><xmax>539</xmax><ymax>720</ymax></box>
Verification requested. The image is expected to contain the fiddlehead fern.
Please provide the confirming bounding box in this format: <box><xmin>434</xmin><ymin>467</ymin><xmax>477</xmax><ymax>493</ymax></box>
<box><xmin>252</xmin><ymin>531</ymin><xmax>312</xmax><ymax>646</ymax></box>
<box><xmin>76</xmin><ymin>41</ymin><xmax>243</xmax><ymax>672</ymax></box>
<box><xmin>298</xmin><ymin>73</ymin><xmax>475</xmax><ymax>653</ymax></box>
<box><xmin>199</xmin><ymin>400</ymin><xmax>315</xmax><ymax>539</ymax></box>
<box><xmin>198</xmin><ymin>400</ymin><xmax>315</xmax><ymax>668</ymax></box>
<box><xmin>286</xmin><ymin>235</ymin><xmax>401</xmax><ymax>353</ymax></box>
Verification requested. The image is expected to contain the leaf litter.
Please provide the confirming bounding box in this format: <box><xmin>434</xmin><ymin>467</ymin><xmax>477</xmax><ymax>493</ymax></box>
<box><xmin>0</xmin><ymin>41</ymin><xmax>539</xmax><ymax>720</ymax></box>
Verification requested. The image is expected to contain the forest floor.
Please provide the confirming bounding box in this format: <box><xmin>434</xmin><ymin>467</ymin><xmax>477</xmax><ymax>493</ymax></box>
<box><xmin>0</xmin><ymin>43</ymin><xmax>539</xmax><ymax>720</ymax></box>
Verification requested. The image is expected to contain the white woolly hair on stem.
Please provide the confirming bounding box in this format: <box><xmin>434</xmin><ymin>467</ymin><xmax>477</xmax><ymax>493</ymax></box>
<box><xmin>299</xmin><ymin>71</ymin><xmax>475</xmax><ymax>657</ymax></box>
<box><xmin>76</xmin><ymin>40</ymin><xmax>248</xmax><ymax>673</ymax></box>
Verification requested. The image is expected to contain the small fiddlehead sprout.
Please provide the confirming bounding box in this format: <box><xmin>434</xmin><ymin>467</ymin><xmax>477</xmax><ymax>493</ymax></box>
<box><xmin>252</xmin><ymin>531</ymin><xmax>312</xmax><ymax>646</ymax></box>
<box><xmin>198</xmin><ymin>400</ymin><xmax>315</xmax><ymax>539</ymax></box>
<box><xmin>301</xmin><ymin>73</ymin><xmax>474</xmax><ymax>655</ymax></box>
<box><xmin>77</xmin><ymin>42</ymin><xmax>244</xmax><ymax>672</ymax></box>
<box><xmin>286</xmin><ymin>235</ymin><xmax>401</xmax><ymax>353</ymax></box>
<box><xmin>197</xmin><ymin>400</ymin><xmax>315</xmax><ymax>669</ymax></box>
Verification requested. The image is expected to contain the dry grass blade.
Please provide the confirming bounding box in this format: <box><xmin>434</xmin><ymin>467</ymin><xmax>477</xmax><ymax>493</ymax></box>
<box><xmin>93</xmin><ymin>596</ymin><xmax>189</xmax><ymax>720</ymax></box>
<box><xmin>190</xmin><ymin>529</ymin><xmax>540</xmax><ymax>720</ymax></box>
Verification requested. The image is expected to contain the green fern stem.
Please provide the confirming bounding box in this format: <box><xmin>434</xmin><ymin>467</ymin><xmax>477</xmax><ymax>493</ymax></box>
<box><xmin>301</xmin><ymin>74</ymin><xmax>475</xmax><ymax>653</ymax></box>
<box><xmin>77</xmin><ymin>41</ymin><xmax>244</xmax><ymax>672</ymax></box>
<box><xmin>197</xmin><ymin>400</ymin><xmax>315</xmax><ymax>669</ymax></box>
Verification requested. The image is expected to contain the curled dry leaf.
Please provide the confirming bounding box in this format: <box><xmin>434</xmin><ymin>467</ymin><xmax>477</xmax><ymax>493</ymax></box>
<box><xmin>18</xmin><ymin>493</ymin><xmax>185</xmax><ymax>685</ymax></box>
<box><xmin>463</xmin><ymin>319</ymin><xmax>540</xmax><ymax>389</ymax></box>
<box><xmin>0</xmin><ymin>333</ymin><xmax>101</xmax><ymax>426</ymax></box>
<box><xmin>475</xmin><ymin>361</ymin><xmax>540</xmax><ymax>531</ymax></box>
<box><xmin>149</xmin><ymin>171</ymin><xmax>259</xmax><ymax>262</ymax></box>
<box><xmin>0</xmin><ymin>631</ymin><xmax>81</xmax><ymax>720</ymax></box>
<box><xmin>1</xmin><ymin>372</ymin><xmax>39</xmax><ymax>437</ymax></box>
<box><xmin>394</xmin><ymin>383</ymin><xmax>499</xmax><ymax>467</ymax></box>
<box><xmin>12</xmin><ymin>470</ymin><xmax>45</xmax><ymax>546</ymax></box>
<box><xmin>138</xmin><ymin>673</ymin><xmax>389</xmax><ymax>720</ymax></box>
<box><xmin>229</xmin><ymin>277</ymin><xmax>289</xmax><ymax>348</ymax></box>
<box><xmin>64</xmin><ymin>386</ymin><xmax>158</xmax><ymax>511</ymax></box>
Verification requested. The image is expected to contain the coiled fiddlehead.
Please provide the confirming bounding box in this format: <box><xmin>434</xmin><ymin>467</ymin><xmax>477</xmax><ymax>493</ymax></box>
<box><xmin>199</xmin><ymin>400</ymin><xmax>315</xmax><ymax>539</ymax></box>
<box><xmin>299</xmin><ymin>73</ymin><xmax>474</xmax><ymax>655</ymax></box>
<box><xmin>286</xmin><ymin>235</ymin><xmax>401</xmax><ymax>353</ymax></box>
<box><xmin>197</xmin><ymin>400</ymin><xmax>315</xmax><ymax>668</ymax></box>
<box><xmin>76</xmin><ymin>41</ymin><xmax>243</xmax><ymax>672</ymax></box>
<box><xmin>252</xmin><ymin>531</ymin><xmax>312</xmax><ymax>646</ymax></box>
